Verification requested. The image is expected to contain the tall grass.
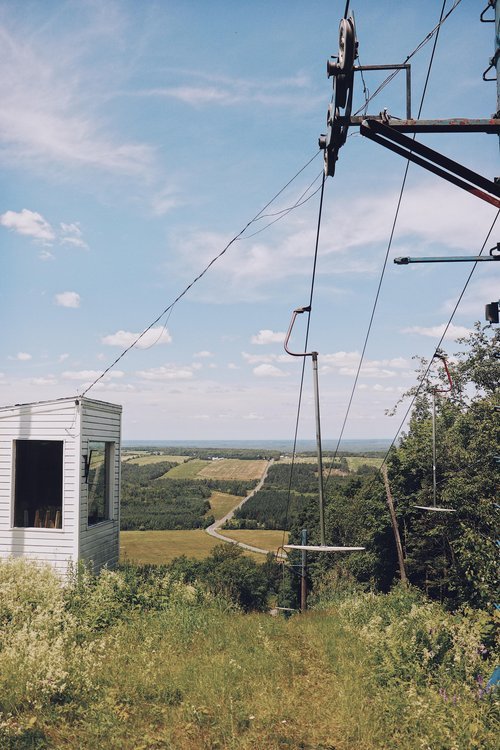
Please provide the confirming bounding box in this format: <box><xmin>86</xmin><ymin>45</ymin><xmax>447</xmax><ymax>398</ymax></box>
<box><xmin>0</xmin><ymin>558</ymin><xmax>497</xmax><ymax>749</ymax></box>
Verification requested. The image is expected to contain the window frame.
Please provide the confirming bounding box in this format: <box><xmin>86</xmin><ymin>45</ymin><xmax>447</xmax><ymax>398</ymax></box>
<box><xmin>12</xmin><ymin>439</ymin><xmax>64</xmax><ymax>530</ymax></box>
<box><xmin>87</xmin><ymin>440</ymin><xmax>115</xmax><ymax>527</ymax></box>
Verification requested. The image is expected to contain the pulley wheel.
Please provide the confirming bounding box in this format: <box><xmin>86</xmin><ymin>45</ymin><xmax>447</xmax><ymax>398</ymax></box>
<box><xmin>338</xmin><ymin>18</ymin><xmax>355</xmax><ymax>72</ymax></box>
<box><xmin>335</xmin><ymin>73</ymin><xmax>349</xmax><ymax>109</ymax></box>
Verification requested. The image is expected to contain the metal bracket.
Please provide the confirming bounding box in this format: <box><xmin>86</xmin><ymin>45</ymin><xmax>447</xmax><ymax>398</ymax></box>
<box><xmin>480</xmin><ymin>0</ymin><xmax>496</xmax><ymax>22</ymax></box>
<box><xmin>360</xmin><ymin>118</ymin><xmax>500</xmax><ymax>208</ymax></box>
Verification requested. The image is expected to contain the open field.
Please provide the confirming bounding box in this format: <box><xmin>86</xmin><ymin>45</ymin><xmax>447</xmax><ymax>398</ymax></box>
<box><xmin>277</xmin><ymin>455</ymin><xmax>383</xmax><ymax>471</ymax></box>
<box><xmin>197</xmin><ymin>458</ymin><xmax>268</xmax><ymax>480</ymax></box>
<box><xmin>218</xmin><ymin>529</ymin><xmax>289</xmax><ymax>552</ymax></box>
<box><xmin>208</xmin><ymin>491</ymin><xmax>243</xmax><ymax>520</ymax></box>
<box><xmin>164</xmin><ymin>458</ymin><xmax>267</xmax><ymax>480</ymax></box>
<box><xmin>124</xmin><ymin>454</ymin><xmax>189</xmax><ymax>466</ymax></box>
<box><xmin>120</xmin><ymin>530</ymin><xmax>263</xmax><ymax>563</ymax></box>
<box><xmin>345</xmin><ymin>456</ymin><xmax>384</xmax><ymax>470</ymax></box>
<box><xmin>164</xmin><ymin>459</ymin><xmax>211</xmax><ymax>478</ymax></box>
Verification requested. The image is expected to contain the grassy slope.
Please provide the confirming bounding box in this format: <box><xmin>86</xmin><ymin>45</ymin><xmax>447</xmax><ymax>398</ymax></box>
<box><xmin>164</xmin><ymin>459</ymin><xmax>211</xmax><ymax>478</ymax></box>
<box><xmin>208</xmin><ymin>491</ymin><xmax>243</xmax><ymax>520</ymax></box>
<box><xmin>120</xmin><ymin>530</ymin><xmax>264</xmax><ymax>563</ymax></box>
<box><xmin>3</xmin><ymin>570</ymin><xmax>496</xmax><ymax>750</ymax></box>
<box><xmin>125</xmin><ymin>454</ymin><xmax>190</xmax><ymax>465</ymax></box>
<box><xmin>218</xmin><ymin>528</ymin><xmax>288</xmax><ymax>551</ymax></box>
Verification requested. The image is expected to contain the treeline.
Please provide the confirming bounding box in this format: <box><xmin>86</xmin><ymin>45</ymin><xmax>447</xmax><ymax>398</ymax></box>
<box><xmin>120</xmin><ymin>462</ymin><xmax>254</xmax><ymax>530</ymax></box>
<box><xmin>231</xmin><ymin>462</ymin><xmax>355</xmax><ymax>530</ymax></box>
<box><xmin>287</xmin><ymin>325</ymin><xmax>499</xmax><ymax>611</ymax></box>
<box><xmin>124</xmin><ymin>446</ymin><xmax>281</xmax><ymax>460</ymax></box>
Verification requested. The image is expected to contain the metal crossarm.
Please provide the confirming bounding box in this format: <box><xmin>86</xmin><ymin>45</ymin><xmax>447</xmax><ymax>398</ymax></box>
<box><xmin>360</xmin><ymin>118</ymin><xmax>500</xmax><ymax>209</ymax></box>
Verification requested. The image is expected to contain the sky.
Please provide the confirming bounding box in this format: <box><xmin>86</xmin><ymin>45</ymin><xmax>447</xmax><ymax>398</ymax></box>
<box><xmin>0</xmin><ymin>0</ymin><xmax>498</xmax><ymax>442</ymax></box>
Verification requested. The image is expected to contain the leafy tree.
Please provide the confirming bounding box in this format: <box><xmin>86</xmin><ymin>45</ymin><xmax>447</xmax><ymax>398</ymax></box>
<box><xmin>201</xmin><ymin>545</ymin><xmax>269</xmax><ymax>611</ymax></box>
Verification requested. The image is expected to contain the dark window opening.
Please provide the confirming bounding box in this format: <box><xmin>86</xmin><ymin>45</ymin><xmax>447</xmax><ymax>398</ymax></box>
<box><xmin>88</xmin><ymin>441</ymin><xmax>113</xmax><ymax>525</ymax></box>
<box><xmin>14</xmin><ymin>440</ymin><xmax>63</xmax><ymax>528</ymax></box>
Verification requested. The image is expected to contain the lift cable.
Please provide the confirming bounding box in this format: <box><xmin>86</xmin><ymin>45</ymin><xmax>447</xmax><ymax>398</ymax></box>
<box><xmin>80</xmin><ymin>150</ymin><xmax>321</xmax><ymax>397</ymax></box>
<box><xmin>280</xmin><ymin>171</ymin><xmax>327</xmax><ymax>553</ymax></box>
<box><xmin>379</xmin><ymin>209</ymin><xmax>499</xmax><ymax>474</ymax></box>
<box><xmin>238</xmin><ymin>172</ymin><xmax>323</xmax><ymax>240</ymax></box>
<box><xmin>325</xmin><ymin>0</ymin><xmax>449</xmax><ymax>488</ymax></box>
<box><xmin>352</xmin><ymin>0</ymin><xmax>462</xmax><ymax>118</ymax></box>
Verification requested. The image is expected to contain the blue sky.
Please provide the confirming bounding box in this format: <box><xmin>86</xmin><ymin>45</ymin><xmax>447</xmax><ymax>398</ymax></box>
<box><xmin>1</xmin><ymin>0</ymin><xmax>498</xmax><ymax>441</ymax></box>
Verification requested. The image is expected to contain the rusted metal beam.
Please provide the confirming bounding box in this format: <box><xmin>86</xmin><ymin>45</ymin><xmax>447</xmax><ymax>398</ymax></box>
<box><xmin>351</xmin><ymin>116</ymin><xmax>500</xmax><ymax>133</ymax></box>
<box><xmin>360</xmin><ymin>118</ymin><xmax>500</xmax><ymax>209</ymax></box>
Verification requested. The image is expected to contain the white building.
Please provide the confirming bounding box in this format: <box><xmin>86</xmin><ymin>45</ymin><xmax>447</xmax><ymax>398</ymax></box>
<box><xmin>0</xmin><ymin>396</ymin><xmax>122</xmax><ymax>574</ymax></box>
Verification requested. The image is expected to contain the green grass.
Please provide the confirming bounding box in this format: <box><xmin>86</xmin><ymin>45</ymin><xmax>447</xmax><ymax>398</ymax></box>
<box><xmin>197</xmin><ymin>459</ymin><xmax>267</xmax><ymax>480</ymax></box>
<box><xmin>120</xmin><ymin>530</ymin><xmax>263</xmax><ymax>563</ymax></box>
<box><xmin>208</xmin><ymin>491</ymin><xmax>243</xmax><ymax>520</ymax></box>
<box><xmin>345</xmin><ymin>456</ymin><xmax>384</xmax><ymax>470</ymax></box>
<box><xmin>218</xmin><ymin>529</ymin><xmax>288</xmax><ymax>552</ymax></box>
<box><xmin>125</xmin><ymin>454</ymin><xmax>189</xmax><ymax>466</ymax></box>
<box><xmin>163</xmin><ymin>458</ymin><xmax>211</xmax><ymax>478</ymax></box>
<box><xmin>2</xmin><ymin>561</ymin><xmax>497</xmax><ymax>750</ymax></box>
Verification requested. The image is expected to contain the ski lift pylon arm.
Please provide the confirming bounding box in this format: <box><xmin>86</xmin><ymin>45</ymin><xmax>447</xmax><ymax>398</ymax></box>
<box><xmin>284</xmin><ymin>305</ymin><xmax>314</xmax><ymax>358</ymax></box>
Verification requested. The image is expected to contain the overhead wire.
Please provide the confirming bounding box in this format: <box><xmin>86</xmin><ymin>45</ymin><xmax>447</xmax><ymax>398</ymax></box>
<box><xmin>80</xmin><ymin>150</ymin><xmax>321</xmax><ymax>397</ymax></box>
<box><xmin>238</xmin><ymin>172</ymin><xmax>324</xmax><ymax>240</ymax></box>
<box><xmin>280</xmin><ymin>171</ymin><xmax>327</xmax><ymax>555</ymax></box>
<box><xmin>324</xmin><ymin>0</ymin><xmax>450</xmax><ymax>488</ymax></box>
<box><xmin>379</xmin><ymin>210</ymin><xmax>499</xmax><ymax>473</ymax></box>
<box><xmin>352</xmin><ymin>0</ymin><xmax>463</xmax><ymax>118</ymax></box>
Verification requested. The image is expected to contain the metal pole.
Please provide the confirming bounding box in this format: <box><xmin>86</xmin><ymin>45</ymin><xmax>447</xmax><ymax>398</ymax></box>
<box><xmin>311</xmin><ymin>352</ymin><xmax>326</xmax><ymax>546</ymax></box>
<box><xmin>496</xmin><ymin>0</ymin><xmax>500</xmax><ymax>120</ymax></box>
<box><xmin>432</xmin><ymin>390</ymin><xmax>437</xmax><ymax>508</ymax></box>
<box><xmin>300</xmin><ymin>528</ymin><xmax>308</xmax><ymax>612</ymax></box>
<box><xmin>381</xmin><ymin>465</ymin><xmax>408</xmax><ymax>585</ymax></box>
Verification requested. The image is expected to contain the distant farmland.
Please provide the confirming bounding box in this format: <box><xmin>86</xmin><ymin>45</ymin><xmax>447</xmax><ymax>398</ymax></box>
<box><xmin>197</xmin><ymin>459</ymin><xmax>268</xmax><ymax>480</ymax></box>
<box><xmin>165</xmin><ymin>458</ymin><xmax>268</xmax><ymax>481</ymax></box>
<box><xmin>120</xmin><ymin>530</ymin><xmax>263</xmax><ymax>563</ymax></box>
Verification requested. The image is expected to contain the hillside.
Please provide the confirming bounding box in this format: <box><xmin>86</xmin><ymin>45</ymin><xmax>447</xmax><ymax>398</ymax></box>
<box><xmin>0</xmin><ymin>558</ymin><xmax>497</xmax><ymax>750</ymax></box>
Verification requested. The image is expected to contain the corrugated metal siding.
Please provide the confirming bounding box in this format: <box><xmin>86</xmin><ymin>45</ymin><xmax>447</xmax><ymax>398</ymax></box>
<box><xmin>79</xmin><ymin>399</ymin><xmax>122</xmax><ymax>573</ymax></box>
<box><xmin>0</xmin><ymin>398</ymin><xmax>80</xmax><ymax>572</ymax></box>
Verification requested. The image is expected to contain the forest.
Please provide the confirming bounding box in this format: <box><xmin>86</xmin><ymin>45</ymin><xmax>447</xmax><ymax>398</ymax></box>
<box><xmin>120</xmin><ymin>460</ymin><xmax>255</xmax><ymax>530</ymax></box>
<box><xmin>283</xmin><ymin>324</ymin><xmax>499</xmax><ymax>611</ymax></box>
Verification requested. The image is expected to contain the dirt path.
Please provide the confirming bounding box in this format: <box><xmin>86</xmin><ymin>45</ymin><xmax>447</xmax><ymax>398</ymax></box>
<box><xmin>205</xmin><ymin>459</ymin><xmax>277</xmax><ymax>556</ymax></box>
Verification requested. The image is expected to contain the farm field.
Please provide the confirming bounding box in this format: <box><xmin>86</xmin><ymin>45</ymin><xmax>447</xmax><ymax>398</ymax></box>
<box><xmin>208</xmin><ymin>491</ymin><xmax>243</xmax><ymax>520</ymax></box>
<box><xmin>345</xmin><ymin>456</ymin><xmax>384</xmax><ymax>470</ymax></box>
<box><xmin>164</xmin><ymin>458</ymin><xmax>268</xmax><ymax>480</ymax></box>
<box><xmin>120</xmin><ymin>530</ymin><xmax>263</xmax><ymax>563</ymax></box>
<box><xmin>125</xmin><ymin>453</ymin><xmax>189</xmax><ymax>466</ymax></box>
<box><xmin>218</xmin><ymin>528</ymin><xmax>289</xmax><ymax>551</ymax></box>
<box><xmin>197</xmin><ymin>458</ymin><xmax>268</xmax><ymax>480</ymax></box>
<box><xmin>164</xmin><ymin>458</ymin><xmax>211</xmax><ymax>478</ymax></box>
<box><xmin>277</xmin><ymin>455</ymin><xmax>383</xmax><ymax>470</ymax></box>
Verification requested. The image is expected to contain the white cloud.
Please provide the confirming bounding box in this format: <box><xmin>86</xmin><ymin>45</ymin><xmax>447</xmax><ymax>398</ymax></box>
<box><xmin>0</xmin><ymin>209</ymin><xmax>55</xmax><ymax>241</ymax></box>
<box><xmin>136</xmin><ymin>365</ymin><xmax>194</xmax><ymax>381</ymax></box>
<box><xmin>9</xmin><ymin>352</ymin><xmax>32</xmax><ymax>361</ymax></box>
<box><xmin>194</xmin><ymin>350</ymin><xmax>213</xmax><ymax>358</ymax></box>
<box><xmin>39</xmin><ymin>249</ymin><xmax>55</xmax><ymax>261</ymax></box>
<box><xmin>169</xmin><ymin>181</ymin><xmax>497</xmax><ymax>302</ymax></box>
<box><xmin>27</xmin><ymin>376</ymin><xmax>58</xmax><ymax>386</ymax></box>
<box><xmin>401</xmin><ymin>323</ymin><xmax>471</xmax><ymax>340</ymax></box>
<box><xmin>151</xmin><ymin>186</ymin><xmax>181</xmax><ymax>216</ymax></box>
<box><xmin>253</xmin><ymin>364</ymin><xmax>288</xmax><ymax>378</ymax></box>
<box><xmin>54</xmin><ymin>291</ymin><xmax>81</xmax><ymax>308</ymax></box>
<box><xmin>58</xmin><ymin>353</ymin><xmax>69</xmax><ymax>362</ymax></box>
<box><xmin>251</xmin><ymin>329</ymin><xmax>285</xmax><ymax>345</ymax></box>
<box><xmin>139</xmin><ymin>71</ymin><xmax>317</xmax><ymax>110</ymax></box>
<box><xmin>62</xmin><ymin>369</ymin><xmax>124</xmax><ymax>380</ymax></box>
<box><xmin>60</xmin><ymin>222</ymin><xmax>88</xmax><ymax>249</ymax></box>
<box><xmin>101</xmin><ymin>327</ymin><xmax>172</xmax><ymax>348</ymax></box>
<box><xmin>0</xmin><ymin>25</ymin><xmax>155</xmax><ymax>178</ymax></box>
